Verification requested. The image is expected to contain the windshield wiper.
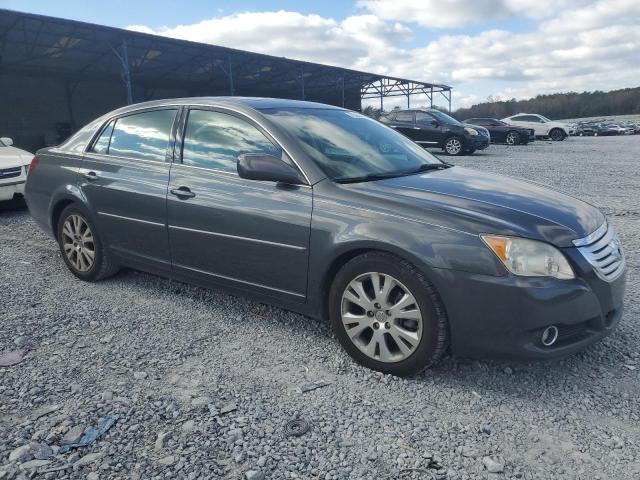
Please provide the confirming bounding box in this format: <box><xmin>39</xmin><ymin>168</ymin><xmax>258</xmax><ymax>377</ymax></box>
<box><xmin>335</xmin><ymin>163</ymin><xmax>451</xmax><ymax>184</ymax></box>
<box><xmin>335</xmin><ymin>171</ymin><xmax>410</xmax><ymax>184</ymax></box>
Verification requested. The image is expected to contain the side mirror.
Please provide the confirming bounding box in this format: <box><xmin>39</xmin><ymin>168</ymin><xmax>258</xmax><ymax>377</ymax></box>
<box><xmin>0</xmin><ymin>137</ymin><xmax>13</xmax><ymax>146</ymax></box>
<box><xmin>237</xmin><ymin>153</ymin><xmax>306</xmax><ymax>185</ymax></box>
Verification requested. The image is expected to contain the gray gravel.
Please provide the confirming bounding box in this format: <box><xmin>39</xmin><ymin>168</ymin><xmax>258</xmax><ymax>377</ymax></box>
<box><xmin>1</xmin><ymin>135</ymin><xmax>639</xmax><ymax>479</ymax></box>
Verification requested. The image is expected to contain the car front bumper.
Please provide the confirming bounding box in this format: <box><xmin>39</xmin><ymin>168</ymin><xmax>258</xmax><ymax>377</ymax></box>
<box><xmin>430</xmin><ymin>258</ymin><xmax>625</xmax><ymax>360</ymax></box>
<box><xmin>0</xmin><ymin>179</ymin><xmax>26</xmax><ymax>201</ymax></box>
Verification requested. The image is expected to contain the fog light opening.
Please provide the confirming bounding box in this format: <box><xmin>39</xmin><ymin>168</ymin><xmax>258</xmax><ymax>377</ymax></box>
<box><xmin>541</xmin><ymin>325</ymin><xmax>559</xmax><ymax>347</ymax></box>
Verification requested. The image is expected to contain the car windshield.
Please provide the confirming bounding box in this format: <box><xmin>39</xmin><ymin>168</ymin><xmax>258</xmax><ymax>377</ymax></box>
<box><xmin>0</xmin><ymin>139</ymin><xmax>6</xmax><ymax>147</ymax></box>
<box><xmin>261</xmin><ymin>108</ymin><xmax>443</xmax><ymax>183</ymax></box>
<box><xmin>426</xmin><ymin>110</ymin><xmax>462</xmax><ymax>126</ymax></box>
<box><xmin>539</xmin><ymin>115</ymin><xmax>552</xmax><ymax>122</ymax></box>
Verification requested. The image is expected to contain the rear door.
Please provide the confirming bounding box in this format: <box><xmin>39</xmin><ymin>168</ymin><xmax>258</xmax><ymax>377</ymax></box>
<box><xmin>414</xmin><ymin>111</ymin><xmax>444</xmax><ymax>146</ymax></box>
<box><xmin>166</xmin><ymin>107</ymin><xmax>312</xmax><ymax>303</ymax></box>
<box><xmin>80</xmin><ymin>108</ymin><xmax>178</xmax><ymax>273</ymax></box>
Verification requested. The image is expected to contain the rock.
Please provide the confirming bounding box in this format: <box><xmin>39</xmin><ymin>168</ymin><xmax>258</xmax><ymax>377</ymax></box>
<box><xmin>14</xmin><ymin>336</ymin><xmax>27</xmax><ymax>347</ymax></box>
<box><xmin>245</xmin><ymin>470</ymin><xmax>265</xmax><ymax>480</ymax></box>
<box><xmin>461</xmin><ymin>446</ymin><xmax>480</xmax><ymax>458</ymax></box>
<box><xmin>101</xmin><ymin>391</ymin><xmax>113</xmax><ymax>402</ymax></box>
<box><xmin>70</xmin><ymin>383</ymin><xmax>82</xmax><ymax>394</ymax></box>
<box><xmin>190</xmin><ymin>396</ymin><xmax>213</xmax><ymax>409</ymax></box>
<box><xmin>133</xmin><ymin>371</ymin><xmax>147</xmax><ymax>380</ymax></box>
<box><xmin>63</xmin><ymin>425</ymin><xmax>85</xmax><ymax>444</ymax></box>
<box><xmin>234</xmin><ymin>451</ymin><xmax>246</xmax><ymax>463</ymax></box>
<box><xmin>226</xmin><ymin>429</ymin><xmax>243</xmax><ymax>445</ymax></box>
<box><xmin>74</xmin><ymin>453</ymin><xmax>102</xmax><ymax>468</ymax></box>
<box><xmin>220</xmin><ymin>403</ymin><xmax>237</xmax><ymax>415</ymax></box>
<box><xmin>87</xmin><ymin>473</ymin><xmax>100</xmax><ymax>480</ymax></box>
<box><xmin>482</xmin><ymin>456</ymin><xmax>505</xmax><ymax>473</ymax></box>
<box><xmin>33</xmin><ymin>444</ymin><xmax>52</xmax><ymax>460</ymax></box>
<box><xmin>20</xmin><ymin>459</ymin><xmax>51</xmax><ymax>470</ymax></box>
<box><xmin>503</xmin><ymin>366</ymin><xmax>513</xmax><ymax>375</ymax></box>
<box><xmin>257</xmin><ymin>456</ymin><xmax>267</xmax><ymax>467</ymax></box>
<box><xmin>9</xmin><ymin>444</ymin><xmax>32</xmax><ymax>463</ymax></box>
<box><xmin>181</xmin><ymin>420</ymin><xmax>196</xmax><ymax>434</ymax></box>
<box><xmin>158</xmin><ymin>456</ymin><xmax>177</xmax><ymax>466</ymax></box>
<box><xmin>155</xmin><ymin>431</ymin><xmax>170</xmax><ymax>450</ymax></box>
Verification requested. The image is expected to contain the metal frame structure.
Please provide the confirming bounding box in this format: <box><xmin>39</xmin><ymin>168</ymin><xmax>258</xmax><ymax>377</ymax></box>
<box><xmin>0</xmin><ymin>9</ymin><xmax>452</xmax><ymax>115</ymax></box>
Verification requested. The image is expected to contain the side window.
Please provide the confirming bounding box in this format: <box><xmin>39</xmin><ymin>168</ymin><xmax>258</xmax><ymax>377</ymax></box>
<box><xmin>181</xmin><ymin>109</ymin><xmax>282</xmax><ymax>173</ymax></box>
<box><xmin>395</xmin><ymin>111</ymin><xmax>414</xmax><ymax>123</ymax></box>
<box><xmin>511</xmin><ymin>115</ymin><xmax>526</xmax><ymax>121</ymax></box>
<box><xmin>108</xmin><ymin>109</ymin><xmax>177</xmax><ymax>162</ymax></box>
<box><xmin>415</xmin><ymin>111</ymin><xmax>434</xmax><ymax>125</ymax></box>
<box><xmin>521</xmin><ymin>115</ymin><xmax>541</xmax><ymax>122</ymax></box>
<box><xmin>91</xmin><ymin>120</ymin><xmax>115</xmax><ymax>154</ymax></box>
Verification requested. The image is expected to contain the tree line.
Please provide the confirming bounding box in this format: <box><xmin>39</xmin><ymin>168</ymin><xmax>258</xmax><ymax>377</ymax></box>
<box><xmin>452</xmin><ymin>87</ymin><xmax>640</xmax><ymax>120</ymax></box>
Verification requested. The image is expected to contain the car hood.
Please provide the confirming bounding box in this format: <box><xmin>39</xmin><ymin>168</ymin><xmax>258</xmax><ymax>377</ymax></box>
<box><xmin>345</xmin><ymin>166</ymin><xmax>604</xmax><ymax>247</ymax></box>
<box><xmin>0</xmin><ymin>146</ymin><xmax>32</xmax><ymax>167</ymax></box>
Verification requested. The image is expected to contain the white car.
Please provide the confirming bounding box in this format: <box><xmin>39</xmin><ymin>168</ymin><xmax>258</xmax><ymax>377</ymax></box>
<box><xmin>0</xmin><ymin>137</ymin><xmax>33</xmax><ymax>202</ymax></box>
<box><xmin>501</xmin><ymin>113</ymin><xmax>575</xmax><ymax>141</ymax></box>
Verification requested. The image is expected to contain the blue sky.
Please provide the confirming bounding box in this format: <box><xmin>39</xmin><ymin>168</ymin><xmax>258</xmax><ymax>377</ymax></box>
<box><xmin>3</xmin><ymin>0</ymin><xmax>638</xmax><ymax>110</ymax></box>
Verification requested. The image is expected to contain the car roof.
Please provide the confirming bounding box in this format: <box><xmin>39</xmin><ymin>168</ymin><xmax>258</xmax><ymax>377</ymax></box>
<box><xmin>106</xmin><ymin>97</ymin><xmax>345</xmax><ymax>117</ymax></box>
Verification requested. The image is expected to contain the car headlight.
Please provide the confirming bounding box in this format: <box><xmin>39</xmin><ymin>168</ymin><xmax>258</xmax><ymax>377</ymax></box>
<box><xmin>464</xmin><ymin>127</ymin><xmax>479</xmax><ymax>136</ymax></box>
<box><xmin>481</xmin><ymin>235</ymin><xmax>575</xmax><ymax>279</ymax></box>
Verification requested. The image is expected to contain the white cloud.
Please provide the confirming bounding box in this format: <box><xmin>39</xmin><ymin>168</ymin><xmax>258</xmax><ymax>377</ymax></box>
<box><xmin>358</xmin><ymin>0</ymin><xmax>594</xmax><ymax>28</ymax></box>
<box><xmin>127</xmin><ymin>1</ymin><xmax>640</xmax><ymax>110</ymax></box>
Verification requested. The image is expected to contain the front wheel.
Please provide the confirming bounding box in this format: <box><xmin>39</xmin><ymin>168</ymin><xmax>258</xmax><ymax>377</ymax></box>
<box><xmin>57</xmin><ymin>204</ymin><xmax>119</xmax><ymax>281</ymax></box>
<box><xmin>329</xmin><ymin>252</ymin><xmax>449</xmax><ymax>376</ymax></box>
<box><xmin>443</xmin><ymin>136</ymin><xmax>463</xmax><ymax>155</ymax></box>
<box><xmin>549</xmin><ymin>128</ymin><xmax>566</xmax><ymax>141</ymax></box>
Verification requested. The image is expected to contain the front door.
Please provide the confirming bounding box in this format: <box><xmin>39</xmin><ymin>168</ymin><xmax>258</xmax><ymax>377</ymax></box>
<box><xmin>390</xmin><ymin>110</ymin><xmax>417</xmax><ymax>139</ymax></box>
<box><xmin>167</xmin><ymin>107</ymin><xmax>312</xmax><ymax>303</ymax></box>
<box><xmin>79</xmin><ymin>108</ymin><xmax>178</xmax><ymax>272</ymax></box>
<box><xmin>414</xmin><ymin>111</ymin><xmax>444</xmax><ymax>147</ymax></box>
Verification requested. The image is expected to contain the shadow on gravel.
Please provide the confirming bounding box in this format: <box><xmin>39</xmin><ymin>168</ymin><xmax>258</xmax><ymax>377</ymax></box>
<box><xmin>0</xmin><ymin>197</ymin><xmax>27</xmax><ymax>212</ymax></box>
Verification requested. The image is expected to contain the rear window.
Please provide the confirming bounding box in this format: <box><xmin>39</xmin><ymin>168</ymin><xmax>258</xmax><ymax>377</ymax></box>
<box><xmin>105</xmin><ymin>109</ymin><xmax>177</xmax><ymax>162</ymax></box>
<box><xmin>395</xmin><ymin>111</ymin><xmax>414</xmax><ymax>123</ymax></box>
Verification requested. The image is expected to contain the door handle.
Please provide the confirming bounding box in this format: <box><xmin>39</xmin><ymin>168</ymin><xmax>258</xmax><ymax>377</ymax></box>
<box><xmin>413</xmin><ymin>127</ymin><xmax>421</xmax><ymax>130</ymax></box>
<box><xmin>83</xmin><ymin>171</ymin><xmax>99</xmax><ymax>181</ymax></box>
<box><xmin>170</xmin><ymin>186</ymin><xmax>196</xmax><ymax>199</ymax></box>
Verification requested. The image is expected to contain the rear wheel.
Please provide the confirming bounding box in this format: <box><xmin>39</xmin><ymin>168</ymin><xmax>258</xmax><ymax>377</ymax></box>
<box><xmin>329</xmin><ymin>252</ymin><xmax>449</xmax><ymax>376</ymax></box>
<box><xmin>549</xmin><ymin>128</ymin><xmax>565</xmax><ymax>141</ymax></box>
<box><xmin>57</xmin><ymin>204</ymin><xmax>118</xmax><ymax>281</ymax></box>
<box><xmin>443</xmin><ymin>136</ymin><xmax>463</xmax><ymax>155</ymax></box>
<box><xmin>505</xmin><ymin>131</ymin><xmax>520</xmax><ymax>145</ymax></box>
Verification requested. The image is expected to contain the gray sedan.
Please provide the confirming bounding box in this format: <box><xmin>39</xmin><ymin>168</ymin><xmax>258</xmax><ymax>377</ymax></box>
<box><xmin>25</xmin><ymin>98</ymin><xmax>625</xmax><ymax>376</ymax></box>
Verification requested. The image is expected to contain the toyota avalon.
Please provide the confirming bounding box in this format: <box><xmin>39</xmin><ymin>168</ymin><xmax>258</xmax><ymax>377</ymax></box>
<box><xmin>25</xmin><ymin>98</ymin><xmax>625</xmax><ymax>376</ymax></box>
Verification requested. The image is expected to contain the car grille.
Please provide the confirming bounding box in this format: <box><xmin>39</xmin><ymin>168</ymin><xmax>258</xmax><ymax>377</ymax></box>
<box><xmin>573</xmin><ymin>223</ymin><xmax>625</xmax><ymax>282</ymax></box>
<box><xmin>0</xmin><ymin>166</ymin><xmax>22</xmax><ymax>179</ymax></box>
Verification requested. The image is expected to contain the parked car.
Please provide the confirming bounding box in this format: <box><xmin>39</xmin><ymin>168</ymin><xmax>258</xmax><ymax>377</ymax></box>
<box><xmin>501</xmin><ymin>113</ymin><xmax>574</xmax><ymax>141</ymax></box>
<box><xmin>596</xmin><ymin>125</ymin><xmax>622</xmax><ymax>136</ymax></box>
<box><xmin>0</xmin><ymin>137</ymin><xmax>33</xmax><ymax>202</ymax></box>
<box><xmin>463</xmin><ymin>118</ymin><xmax>534</xmax><ymax>145</ymax></box>
<box><xmin>379</xmin><ymin>109</ymin><xmax>489</xmax><ymax>155</ymax></box>
<box><xmin>25</xmin><ymin>98</ymin><xmax>625</xmax><ymax>376</ymax></box>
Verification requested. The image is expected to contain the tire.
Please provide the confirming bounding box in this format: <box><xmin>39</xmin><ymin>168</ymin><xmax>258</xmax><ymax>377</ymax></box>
<box><xmin>443</xmin><ymin>136</ymin><xmax>463</xmax><ymax>156</ymax></box>
<box><xmin>57</xmin><ymin>204</ymin><xmax>119</xmax><ymax>281</ymax></box>
<box><xmin>549</xmin><ymin>128</ymin><xmax>565</xmax><ymax>141</ymax></box>
<box><xmin>329</xmin><ymin>252</ymin><xmax>449</xmax><ymax>376</ymax></box>
<box><xmin>505</xmin><ymin>131</ymin><xmax>520</xmax><ymax>145</ymax></box>
<box><xmin>594</xmin><ymin>132</ymin><xmax>598</xmax><ymax>136</ymax></box>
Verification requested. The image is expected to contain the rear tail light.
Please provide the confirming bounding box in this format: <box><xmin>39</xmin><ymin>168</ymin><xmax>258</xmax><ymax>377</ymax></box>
<box><xmin>27</xmin><ymin>156</ymin><xmax>39</xmax><ymax>174</ymax></box>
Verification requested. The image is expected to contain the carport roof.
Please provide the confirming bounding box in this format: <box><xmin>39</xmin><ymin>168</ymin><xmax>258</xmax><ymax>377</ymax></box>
<box><xmin>0</xmin><ymin>8</ymin><xmax>452</xmax><ymax>107</ymax></box>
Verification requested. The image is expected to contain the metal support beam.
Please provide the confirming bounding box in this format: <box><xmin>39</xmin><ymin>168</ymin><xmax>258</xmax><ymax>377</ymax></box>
<box><xmin>228</xmin><ymin>55</ymin><xmax>234</xmax><ymax>95</ymax></box>
<box><xmin>110</xmin><ymin>40</ymin><xmax>133</xmax><ymax>105</ymax></box>
<box><xmin>300</xmin><ymin>66</ymin><xmax>305</xmax><ymax>100</ymax></box>
<box><xmin>430</xmin><ymin>87</ymin><xmax>434</xmax><ymax>108</ymax></box>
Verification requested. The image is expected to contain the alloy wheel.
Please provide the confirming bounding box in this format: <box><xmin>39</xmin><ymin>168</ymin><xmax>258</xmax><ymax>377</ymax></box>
<box><xmin>61</xmin><ymin>214</ymin><xmax>95</xmax><ymax>272</ymax></box>
<box><xmin>340</xmin><ymin>272</ymin><xmax>423</xmax><ymax>363</ymax></box>
<box><xmin>444</xmin><ymin>138</ymin><xmax>462</xmax><ymax>155</ymax></box>
<box><xmin>550</xmin><ymin>129</ymin><xmax>564</xmax><ymax>141</ymax></box>
<box><xmin>505</xmin><ymin>132</ymin><xmax>519</xmax><ymax>145</ymax></box>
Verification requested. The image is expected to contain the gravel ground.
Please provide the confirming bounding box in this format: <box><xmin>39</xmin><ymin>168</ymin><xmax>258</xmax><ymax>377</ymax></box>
<box><xmin>1</xmin><ymin>135</ymin><xmax>639</xmax><ymax>480</ymax></box>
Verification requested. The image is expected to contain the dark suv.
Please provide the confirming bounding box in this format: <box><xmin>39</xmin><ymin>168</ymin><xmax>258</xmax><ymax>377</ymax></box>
<box><xmin>379</xmin><ymin>109</ymin><xmax>489</xmax><ymax>155</ymax></box>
